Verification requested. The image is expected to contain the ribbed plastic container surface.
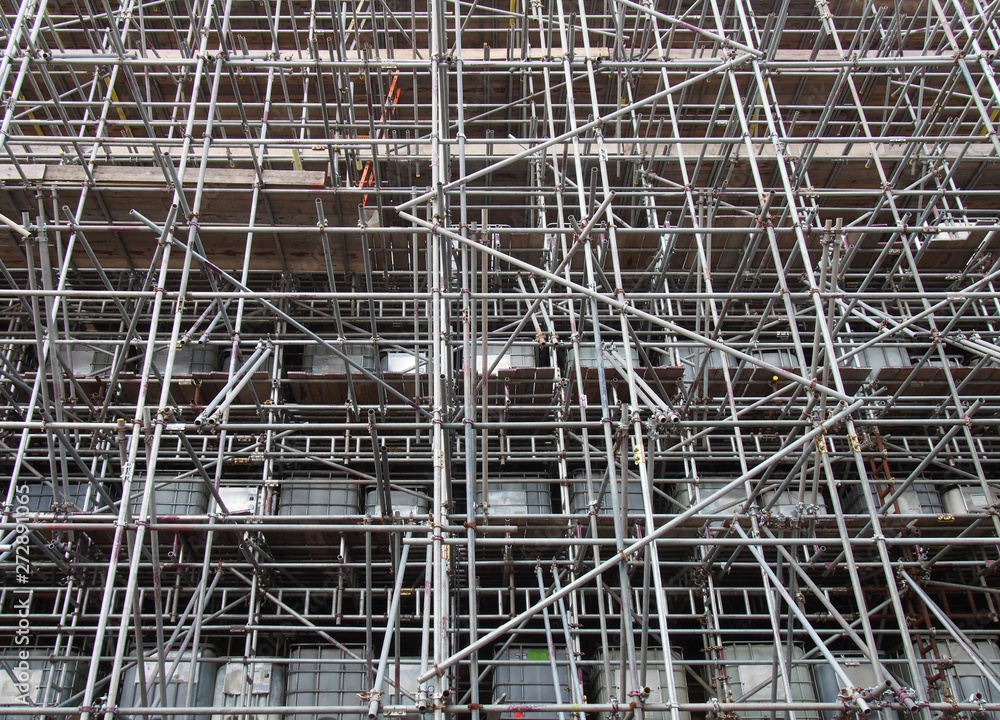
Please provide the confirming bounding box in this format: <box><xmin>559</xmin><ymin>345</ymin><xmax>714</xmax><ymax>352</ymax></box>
<box><xmin>936</xmin><ymin>640</ymin><xmax>1000</xmax><ymax>706</ymax></box>
<box><xmin>814</xmin><ymin>655</ymin><xmax>894</xmax><ymax>720</ymax></box>
<box><xmin>760</xmin><ymin>487</ymin><xmax>828</xmax><ymax>519</ymax></box>
<box><xmin>129</xmin><ymin>476</ymin><xmax>209</xmax><ymax>516</ymax></box>
<box><xmin>380</xmin><ymin>352</ymin><xmax>429</xmax><ymax>373</ymax></box>
<box><xmin>473</xmin><ymin>343</ymin><xmax>536</xmax><ymax>374</ymax></box>
<box><xmin>844</xmin><ymin>481</ymin><xmax>943</xmax><ymax>515</ymax></box>
<box><xmin>284</xmin><ymin>646</ymin><xmax>425</xmax><ymax>720</ymax></box>
<box><xmin>680</xmin><ymin>480</ymin><xmax>747</xmax><ymax>516</ymax></box>
<box><xmin>493</xmin><ymin>646</ymin><xmax>571</xmax><ymax>719</ymax></box>
<box><xmin>24</xmin><ymin>481</ymin><xmax>92</xmax><ymax>512</ymax></box>
<box><xmin>152</xmin><ymin>344</ymin><xmax>219</xmax><ymax>375</ymax></box>
<box><xmin>212</xmin><ymin>659</ymin><xmax>286</xmax><ymax>720</ymax></box>
<box><xmin>591</xmin><ymin>648</ymin><xmax>690</xmax><ymax>720</ymax></box>
<box><xmin>677</xmin><ymin>481</ymin><xmax>824</xmax><ymax>520</ymax></box>
<box><xmin>477</xmin><ymin>481</ymin><xmax>550</xmax><ymax>515</ymax></box>
<box><xmin>66</xmin><ymin>345</ymin><xmax>114</xmax><ymax>376</ymax></box>
<box><xmin>67</xmin><ymin>347</ymin><xmax>101</xmax><ymax>376</ymax></box>
<box><xmin>302</xmin><ymin>344</ymin><xmax>376</xmax><ymax>373</ymax></box>
<box><xmin>683</xmin><ymin>348</ymin><xmax>734</xmax><ymax>383</ymax></box>
<box><xmin>721</xmin><ymin>643</ymin><xmax>818</xmax><ymax>720</ymax></box>
<box><xmin>284</xmin><ymin>646</ymin><xmax>365</xmax><ymax>720</ymax></box>
<box><xmin>753</xmin><ymin>349</ymin><xmax>798</xmax><ymax>367</ymax></box>
<box><xmin>0</xmin><ymin>652</ymin><xmax>85</xmax><ymax>720</ymax></box>
<box><xmin>379</xmin><ymin>660</ymin><xmax>423</xmax><ymax>714</ymax></box>
<box><xmin>119</xmin><ymin>649</ymin><xmax>217</xmax><ymax>720</ymax></box>
<box><xmin>278</xmin><ymin>479</ymin><xmax>361</xmax><ymax>516</ymax></box>
<box><xmin>365</xmin><ymin>488</ymin><xmax>428</xmax><ymax>519</ymax></box>
<box><xmin>569</xmin><ymin>473</ymin><xmax>645</xmax><ymax>516</ymax></box>
<box><xmin>857</xmin><ymin>345</ymin><xmax>910</xmax><ymax>372</ymax></box>
<box><xmin>576</xmin><ymin>344</ymin><xmax>640</xmax><ymax>368</ymax></box>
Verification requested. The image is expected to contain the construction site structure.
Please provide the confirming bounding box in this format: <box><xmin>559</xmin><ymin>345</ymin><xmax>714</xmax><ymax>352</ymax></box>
<box><xmin>1</xmin><ymin>0</ymin><xmax>1000</xmax><ymax>719</ymax></box>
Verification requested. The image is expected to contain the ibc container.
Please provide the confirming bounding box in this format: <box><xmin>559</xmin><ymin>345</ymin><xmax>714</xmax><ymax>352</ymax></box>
<box><xmin>365</xmin><ymin>487</ymin><xmax>429</xmax><ymax>520</ymax></box>
<box><xmin>278</xmin><ymin>478</ymin><xmax>361</xmax><ymax>516</ymax></box>
<box><xmin>285</xmin><ymin>646</ymin><xmax>424</xmax><ymax>720</ymax></box>
<box><xmin>815</xmin><ymin>655</ymin><xmax>896</xmax><ymax>720</ymax></box>
<box><xmin>675</xmin><ymin>479</ymin><xmax>747</xmax><ymax>516</ymax></box>
<box><xmin>380</xmin><ymin>352</ymin><xmax>429</xmax><ymax>373</ymax></box>
<box><xmin>473</xmin><ymin>343</ymin><xmax>536</xmax><ymax>374</ymax></box>
<box><xmin>0</xmin><ymin>651</ymin><xmax>85</xmax><ymax>720</ymax></box>
<box><xmin>493</xmin><ymin>646</ymin><xmax>571</xmax><ymax>718</ymax></box>
<box><xmin>926</xmin><ymin>353</ymin><xmax>965</xmax><ymax>368</ymax></box>
<box><xmin>591</xmin><ymin>648</ymin><xmax>690</xmax><ymax>720</ymax></box>
<box><xmin>759</xmin><ymin>486</ymin><xmax>827</xmax><ymax>520</ymax></box>
<box><xmin>843</xmin><ymin>481</ymin><xmax>943</xmax><ymax>515</ymax></box>
<box><xmin>569</xmin><ymin>470</ymin><xmax>645</xmax><ymax>516</ymax></box>
<box><xmin>683</xmin><ymin>348</ymin><xmax>734</xmax><ymax>383</ymax></box>
<box><xmin>379</xmin><ymin>660</ymin><xmax>423</xmax><ymax>714</ymax></box>
<box><xmin>23</xmin><ymin>480</ymin><xmax>92</xmax><ymax>512</ymax></box>
<box><xmin>720</xmin><ymin>643</ymin><xmax>818</xmax><ymax>720</ymax></box>
<box><xmin>212</xmin><ymin>659</ymin><xmax>286</xmax><ymax>720</ymax></box>
<box><xmin>129</xmin><ymin>476</ymin><xmax>210</xmax><ymax>517</ymax></box>
<box><xmin>284</xmin><ymin>646</ymin><xmax>364</xmax><ymax>720</ymax></box>
<box><xmin>935</xmin><ymin>640</ymin><xmax>1000</xmax><ymax>706</ymax></box>
<box><xmin>302</xmin><ymin>344</ymin><xmax>376</xmax><ymax>374</ymax></box>
<box><xmin>65</xmin><ymin>344</ymin><xmax>115</xmax><ymax>377</ymax></box>
<box><xmin>677</xmin><ymin>481</ymin><xmax>822</xmax><ymax>520</ymax></box>
<box><xmin>703</xmin><ymin>348</ymin><xmax>735</xmax><ymax>368</ymax></box>
<box><xmin>476</xmin><ymin>481</ymin><xmax>550</xmax><ymax>515</ymax></box>
<box><xmin>857</xmin><ymin>346</ymin><xmax>910</xmax><ymax>372</ymax></box>
<box><xmin>213</xmin><ymin>486</ymin><xmax>266</xmax><ymax>515</ymax></box>
<box><xmin>942</xmin><ymin>485</ymin><xmax>995</xmax><ymax>515</ymax></box>
<box><xmin>119</xmin><ymin>649</ymin><xmax>217</xmax><ymax>720</ymax></box>
<box><xmin>152</xmin><ymin>344</ymin><xmax>220</xmax><ymax>375</ymax></box>
<box><xmin>576</xmin><ymin>344</ymin><xmax>640</xmax><ymax>368</ymax></box>
<box><xmin>753</xmin><ymin>349</ymin><xmax>797</xmax><ymax>367</ymax></box>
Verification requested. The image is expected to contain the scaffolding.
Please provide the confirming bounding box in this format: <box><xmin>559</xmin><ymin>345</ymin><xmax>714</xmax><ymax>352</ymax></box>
<box><xmin>0</xmin><ymin>0</ymin><xmax>999</xmax><ymax>718</ymax></box>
